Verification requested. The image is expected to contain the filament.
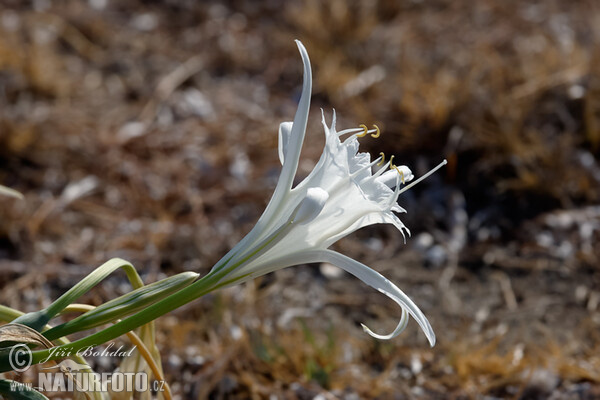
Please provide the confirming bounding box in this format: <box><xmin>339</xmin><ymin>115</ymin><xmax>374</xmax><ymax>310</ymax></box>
<box><xmin>398</xmin><ymin>160</ymin><xmax>447</xmax><ymax>195</ymax></box>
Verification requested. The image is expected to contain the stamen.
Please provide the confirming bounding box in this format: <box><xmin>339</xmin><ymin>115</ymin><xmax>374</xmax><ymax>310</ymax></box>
<box><xmin>393</xmin><ymin>166</ymin><xmax>405</xmax><ymax>184</ymax></box>
<box><xmin>389</xmin><ymin>156</ymin><xmax>406</xmax><ymax>185</ymax></box>
<box><xmin>398</xmin><ymin>160</ymin><xmax>447</xmax><ymax>195</ymax></box>
<box><xmin>387</xmin><ymin>155</ymin><xmax>406</xmax><ymax>184</ymax></box>
<box><xmin>371</xmin><ymin>124</ymin><xmax>381</xmax><ymax>138</ymax></box>
<box><xmin>372</xmin><ymin>155</ymin><xmax>393</xmax><ymax>180</ymax></box>
<box><xmin>337</xmin><ymin>127</ymin><xmax>364</xmax><ymax>137</ymax></box>
<box><xmin>372</xmin><ymin>164</ymin><xmax>387</xmax><ymax>179</ymax></box>
<box><xmin>351</xmin><ymin>156</ymin><xmax>384</xmax><ymax>179</ymax></box>
<box><xmin>357</xmin><ymin>124</ymin><xmax>369</xmax><ymax>137</ymax></box>
<box><xmin>338</xmin><ymin>126</ymin><xmax>378</xmax><ymax>139</ymax></box>
<box><xmin>376</xmin><ymin>152</ymin><xmax>385</xmax><ymax>166</ymax></box>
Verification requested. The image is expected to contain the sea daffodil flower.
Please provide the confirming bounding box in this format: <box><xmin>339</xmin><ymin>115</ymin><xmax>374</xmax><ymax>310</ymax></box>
<box><xmin>0</xmin><ymin>41</ymin><xmax>450</xmax><ymax>378</ymax></box>
<box><xmin>206</xmin><ymin>40</ymin><xmax>445</xmax><ymax>346</ymax></box>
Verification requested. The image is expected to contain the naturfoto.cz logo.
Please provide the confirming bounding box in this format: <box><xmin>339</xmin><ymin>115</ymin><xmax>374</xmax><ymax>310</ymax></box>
<box><xmin>10</xmin><ymin>369</ymin><xmax>165</xmax><ymax>394</ymax></box>
<box><xmin>7</xmin><ymin>343</ymin><xmax>165</xmax><ymax>394</ymax></box>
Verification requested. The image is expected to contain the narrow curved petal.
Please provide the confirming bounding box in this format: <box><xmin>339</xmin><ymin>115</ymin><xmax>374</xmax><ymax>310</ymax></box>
<box><xmin>318</xmin><ymin>250</ymin><xmax>436</xmax><ymax>346</ymax></box>
<box><xmin>209</xmin><ymin>41</ymin><xmax>312</xmax><ymax>272</ymax></box>
<box><xmin>271</xmin><ymin>40</ymin><xmax>312</xmax><ymax>202</ymax></box>
<box><xmin>225</xmin><ymin>249</ymin><xmax>435</xmax><ymax>346</ymax></box>
<box><xmin>241</xmin><ymin>40</ymin><xmax>312</xmax><ymax>240</ymax></box>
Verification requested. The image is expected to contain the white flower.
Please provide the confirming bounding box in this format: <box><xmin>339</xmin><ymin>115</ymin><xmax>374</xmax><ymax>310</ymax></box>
<box><xmin>205</xmin><ymin>40</ymin><xmax>445</xmax><ymax>346</ymax></box>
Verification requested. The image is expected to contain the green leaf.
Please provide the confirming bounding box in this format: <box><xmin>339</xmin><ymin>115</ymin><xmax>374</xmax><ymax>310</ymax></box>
<box><xmin>12</xmin><ymin>259</ymin><xmax>142</xmax><ymax>331</ymax></box>
<box><xmin>8</xmin><ymin>312</ymin><xmax>49</xmax><ymax>334</ymax></box>
<box><xmin>44</xmin><ymin>272</ymin><xmax>198</xmax><ymax>341</ymax></box>
<box><xmin>2</xmin><ymin>272</ymin><xmax>218</xmax><ymax>373</ymax></box>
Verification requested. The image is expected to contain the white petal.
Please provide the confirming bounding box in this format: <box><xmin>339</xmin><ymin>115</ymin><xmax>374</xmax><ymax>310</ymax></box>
<box><xmin>272</xmin><ymin>40</ymin><xmax>312</xmax><ymax>199</ymax></box>
<box><xmin>323</xmin><ymin>210</ymin><xmax>408</xmax><ymax>246</ymax></box>
<box><xmin>375</xmin><ymin>166</ymin><xmax>414</xmax><ymax>187</ymax></box>
<box><xmin>397</xmin><ymin>166</ymin><xmax>414</xmax><ymax>182</ymax></box>
<box><xmin>318</xmin><ymin>250</ymin><xmax>436</xmax><ymax>346</ymax></box>
<box><xmin>278</xmin><ymin>121</ymin><xmax>293</xmax><ymax>165</ymax></box>
<box><xmin>212</xmin><ymin>41</ymin><xmax>313</xmax><ymax>272</ymax></box>
<box><xmin>376</xmin><ymin>170</ymin><xmax>401</xmax><ymax>188</ymax></box>
<box><xmin>245</xmin><ymin>40</ymin><xmax>312</xmax><ymax>238</ymax></box>
<box><xmin>229</xmin><ymin>249</ymin><xmax>435</xmax><ymax>346</ymax></box>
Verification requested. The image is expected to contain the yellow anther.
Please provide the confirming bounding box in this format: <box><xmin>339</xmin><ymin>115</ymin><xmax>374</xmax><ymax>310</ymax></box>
<box><xmin>376</xmin><ymin>152</ymin><xmax>385</xmax><ymax>166</ymax></box>
<box><xmin>357</xmin><ymin>124</ymin><xmax>369</xmax><ymax>137</ymax></box>
<box><xmin>371</xmin><ymin>124</ymin><xmax>380</xmax><ymax>138</ymax></box>
<box><xmin>392</xmin><ymin>165</ymin><xmax>405</xmax><ymax>184</ymax></box>
<box><xmin>389</xmin><ymin>155</ymin><xmax>405</xmax><ymax>184</ymax></box>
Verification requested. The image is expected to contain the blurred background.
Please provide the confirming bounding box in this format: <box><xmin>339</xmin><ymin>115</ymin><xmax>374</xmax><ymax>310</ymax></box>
<box><xmin>1</xmin><ymin>0</ymin><xmax>600</xmax><ymax>398</ymax></box>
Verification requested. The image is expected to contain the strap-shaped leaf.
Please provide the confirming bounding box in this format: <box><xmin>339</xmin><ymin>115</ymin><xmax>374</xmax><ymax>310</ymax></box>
<box><xmin>13</xmin><ymin>258</ymin><xmax>142</xmax><ymax>331</ymax></box>
<box><xmin>43</xmin><ymin>272</ymin><xmax>197</xmax><ymax>341</ymax></box>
